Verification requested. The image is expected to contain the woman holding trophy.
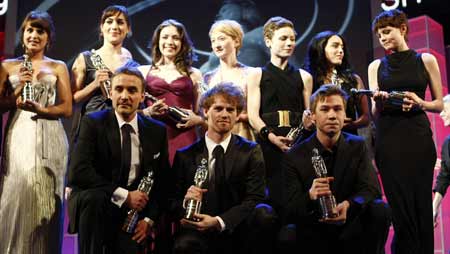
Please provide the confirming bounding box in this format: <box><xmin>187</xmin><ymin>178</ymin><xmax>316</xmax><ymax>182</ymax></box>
<box><xmin>138</xmin><ymin>19</ymin><xmax>203</xmax><ymax>164</ymax></box>
<box><xmin>70</xmin><ymin>5</ymin><xmax>138</xmax><ymax>143</ymax></box>
<box><xmin>0</xmin><ymin>11</ymin><xmax>72</xmax><ymax>254</ymax></box>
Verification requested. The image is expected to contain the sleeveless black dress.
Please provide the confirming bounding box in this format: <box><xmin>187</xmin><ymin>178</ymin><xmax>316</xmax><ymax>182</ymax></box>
<box><xmin>259</xmin><ymin>62</ymin><xmax>305</xmax><ymax>212</ymax></box>
<box><xmin>375</xmin><ymin>49</ymin><xmax>435</xmax><ymax>254</ymax></box>
<box><xmin>70</xmin><ymin>51</ymin><xmax>139</xmax><ymax>145</ymax></box>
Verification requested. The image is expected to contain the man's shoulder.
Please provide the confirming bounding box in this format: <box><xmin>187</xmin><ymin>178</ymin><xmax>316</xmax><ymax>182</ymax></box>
<box><xmin>84</xmin><ymin>109</ymin><xmax>110</xmax><ymax>123</ymax></box>
<box><xmin>342</xmin><ymin>132</ymin><xmax>365</xmax><ymax>146</ymax></box>
<box><xmin>138</xmin><ymin>114</ymin><xmax>166</xmax><ymax>131</ymax></box>
<box><xmin>232</xmin><ymin>134</ymin><xmax>259</xmax><ymax>150</ymax></box>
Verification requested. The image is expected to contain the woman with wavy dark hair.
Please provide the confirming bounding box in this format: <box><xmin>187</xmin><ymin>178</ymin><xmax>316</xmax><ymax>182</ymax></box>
<box><xmin>138</xmin><ymin>19</ymin><xmax>203</xmax><ymax>164</ymax></box>
<box><xmin>0</xmin><ymin>10</ymin><xmax>72</xmax><ymax>254</ymax></box>
<box><xmin>303</xmin><ymin>31</ymin><xmax>369</xmax><ymax>134</ymax></box>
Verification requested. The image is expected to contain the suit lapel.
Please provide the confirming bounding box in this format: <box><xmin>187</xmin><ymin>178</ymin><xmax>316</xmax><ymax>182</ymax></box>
<box><xmin>105</xmin><ymin>110</ymin><xmax>121</xmax><ymax>182</ymax></box>
<box><xmin>331</xmin><ymin>135</ymin><xmax>349</xmax><ymax>193</ymax></box>
<box><xmin>138</xmin><ymin>115</ymin><xmax>151</xmax><ymax>172</ymax></box>
<box><xmin>194</xmin><ymin>139</ymin><xmax>208</xmax><ymax>172</ymax></box>
<box><xmin>224</xmin><ymin>135</ymin><xmax>238</xmax><ymax>180</ymax></box>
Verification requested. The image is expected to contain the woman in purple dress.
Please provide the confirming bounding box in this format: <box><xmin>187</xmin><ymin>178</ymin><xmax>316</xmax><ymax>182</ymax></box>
<box><xmin>138</xmin><ymin>19</ymin><xmax>203</xmax><ymax>165</ymax></box>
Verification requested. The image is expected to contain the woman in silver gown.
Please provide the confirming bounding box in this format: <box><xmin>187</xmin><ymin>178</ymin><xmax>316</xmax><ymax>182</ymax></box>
<box><xmin>0</xmin><ymin>11</ymin><xmax>72</xmax><ymax>254</ymax></box>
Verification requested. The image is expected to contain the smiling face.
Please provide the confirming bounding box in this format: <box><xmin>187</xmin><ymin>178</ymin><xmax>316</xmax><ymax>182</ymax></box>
<box><xmin>100</xmin><ymin>12</ymin><xmax>129</xmax><ymax>45</ymax></box>
<box><xmin>312</xmin><ymin>94</ymin><xmax>346</xmax><ymax>139</ymax></box>
<box><xmin>158</xmin><ymin>25</ymin><xmax>182</xmax><ymax>61</ymax></box>
<box><xmin>111</xmin><ymin>73</ymin><xmax>144</xmax><ymax>121</ymax></box>
<box><xmin>265</xmin><ymin>26</ymin><xmax>296</xmax><ymax>59</ymax></box>
<box><xmin>377</xmin><ymin>25</ymin><xmax>407</xmax><ymax>51</ymax></box>
<box><xmin>22</xmin><ymin>22</ymin><xmax>49</xmax><ymax>54</ymax></box>
<box><xmin>324</xmin><ymin>35</ymin><xmax>344</xmax><ymax>66</ymax></box>
<box><xmin>204</xmin><ymin>95</ymin><xmax>238</xmax><ymax>136</ymax></box>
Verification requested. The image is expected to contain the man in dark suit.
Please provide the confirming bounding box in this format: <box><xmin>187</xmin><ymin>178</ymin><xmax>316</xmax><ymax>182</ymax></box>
<box><xmin>171</xmin><ymin>83</ymin><xmax>277</xmax><ymax>254</ymax></box>
<box><xmin>283</xmin><ymin>84</ymin><xmax>391</xmax><ymax>254</ymax></box>
<box><xmin>68</xmin><ymin>66</ymin><xmax>169</xmax><ymax>254</ymax></box>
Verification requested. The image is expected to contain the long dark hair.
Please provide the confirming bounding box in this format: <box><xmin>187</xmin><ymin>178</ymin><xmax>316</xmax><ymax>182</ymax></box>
<box><xmin>150</xmin><ymin>19</ymin><xmax>196</xmax><ymax>76</ymax></box>
<box><xmin>303</xmin><ymin>31</ymin><xmax>356</xmax><ymax>91</ymax></box>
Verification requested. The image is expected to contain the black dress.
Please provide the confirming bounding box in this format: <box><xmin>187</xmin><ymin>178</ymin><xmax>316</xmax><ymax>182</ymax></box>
<box><xmin>259</xmin><ymin>62</ymin><xmax>305</xmax><ymax>213</ymax></box>
<box><xmin>69</xmin><ymin>51</ymin><xmax>139</xmax><ymax>145</ymax></box>
<box><xmin>375</xmin><ymin>49</ymin><xmax>435</xmax><ymax>254</ymax></box>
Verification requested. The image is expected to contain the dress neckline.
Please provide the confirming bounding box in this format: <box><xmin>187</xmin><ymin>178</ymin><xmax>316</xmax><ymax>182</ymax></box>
<box><xmin>147</xmin><ymin>74</ymin><xmax>190</xmax><ymax>85</ymax></box>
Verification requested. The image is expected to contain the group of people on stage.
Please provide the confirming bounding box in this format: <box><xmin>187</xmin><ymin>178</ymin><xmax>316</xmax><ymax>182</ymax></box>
<box><xmin>0</xmin><ymin>4</ymin><xmax>447</xmax><ymax>254</ymax></box>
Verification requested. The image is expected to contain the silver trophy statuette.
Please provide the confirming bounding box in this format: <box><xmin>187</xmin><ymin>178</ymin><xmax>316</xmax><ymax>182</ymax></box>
<box><xmin>184</xmin><ymin>158</ymin><xmax>208</xmax><ymax>221</ymax></box>
<box><xmin>90</xmin><ymin>49</ymin><xmax>112</xmax><ymax>99</ymax></box>
<box><xmin>22</xmin><ymin>54</ymin><xmax>34</xmax><ymax>102</ymax></box>
<box><xmin>311</xmin><ymin>148</ymin><xmax>338</xmax><ymax>219</ymax></box>
<box><xmin>122</xmin><ymin>170</ymin><xmax>154</xmax><ymax>233</ymax></box>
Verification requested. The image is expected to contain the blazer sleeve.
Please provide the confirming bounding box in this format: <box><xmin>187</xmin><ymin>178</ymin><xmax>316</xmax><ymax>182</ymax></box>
<box><xmin>68</xmin><ymin>115</ymin><xmax>118</xmax><ymax>196</ymax></box>
<box><xmin>141</xmin><ymin>124</ymin><xmax>170</xmax><ymax>222</ymax></box>
<box><xmin>434</xmin><ymin>138</ymin><xmax>450</xmax><ymax>196</ymax></box>
<box><xmin>169</xmin><ymin>150</ymin><xmax>190</xmax><ymax>219</ymax></box>
<box><xmin>219</xmin><ymin>144</ymin><xmax>266</xmax><ymax>231</ymax></box>
<box><xmin>284</xmin><ymin>150</ymin><xmax>317</xmax><ymax>223</ymax></box>
<box><xmin>346</xmin><ymin>141</ymin><xmax>381</xmax><ymax>212</ymax></box>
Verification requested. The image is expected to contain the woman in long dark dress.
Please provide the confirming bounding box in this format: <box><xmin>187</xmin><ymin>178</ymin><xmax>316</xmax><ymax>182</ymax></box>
<box><xmin>369</xmin><ymin>10</ymin><xmax>443</xmax><ymax>254</ymax></box>
<box><xmin>304</xmin><ymin>31</ymin><xmax>370</xmax><ymax>135</ymax></box>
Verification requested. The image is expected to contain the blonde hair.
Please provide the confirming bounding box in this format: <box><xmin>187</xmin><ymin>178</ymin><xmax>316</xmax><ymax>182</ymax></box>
<box><xmin>263</xmin><ymin>16</ymin><xmax>295</xmax><ymax>40</ymax></box>
<box><xmin>209</xmin><ymin>19</ymin><xmax>244</xmax><ymax>53</ymax></box>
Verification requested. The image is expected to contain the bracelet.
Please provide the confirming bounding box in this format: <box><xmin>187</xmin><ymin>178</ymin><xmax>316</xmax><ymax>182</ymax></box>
<box><xmin>259</xmin><ymin>126</ymin><xmax>271</xmax><ymax>141</ymax></box>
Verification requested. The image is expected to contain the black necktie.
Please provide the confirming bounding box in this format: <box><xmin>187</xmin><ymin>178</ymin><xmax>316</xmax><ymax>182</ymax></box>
<box><xmin>213</xmin><ymin>145</ymin><xmax>225</xmax><ymax>188</ymax></box>
<box><xmin>206</xmin><ymin>145</ymin><xmax>225</xmax><ymax>214</ymax></box>
<box><xmin>120</xmin><ymin>124</ymin><xmax>132</xmax><ymax>186</ymax></box>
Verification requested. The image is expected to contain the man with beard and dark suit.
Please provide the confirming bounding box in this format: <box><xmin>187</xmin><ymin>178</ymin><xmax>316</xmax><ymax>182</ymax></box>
<box><xmin>68</xmin><ymin>66</ymin><xmax>170</xmax><ymax>254</ymax></box>
<box><xmin>283</xmin><ymin>84</ymin><xmax>391</xmax><ymax>254</ymax></box>
<box><xmin>171</xmin><ymin>83</ymin><xmax>277</xmax><ymax>254</ymax></box>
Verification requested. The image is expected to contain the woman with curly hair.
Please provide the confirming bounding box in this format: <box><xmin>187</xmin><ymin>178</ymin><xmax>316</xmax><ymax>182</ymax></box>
<box><xmin>303</xmin><ymin>31</ymin><xmax>370</xmax><ymax>134</ymax></box>
<box><xmin>138</xmin><ymin>19</ymin><xmax>203</xmax><ymax>164</ymax></box>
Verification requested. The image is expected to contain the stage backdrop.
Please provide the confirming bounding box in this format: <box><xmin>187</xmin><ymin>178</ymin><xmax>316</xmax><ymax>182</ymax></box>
<box><xmin>12</xmin><ymin>0</ymin><xmax>373</xmax><ymax>83</ymax></box>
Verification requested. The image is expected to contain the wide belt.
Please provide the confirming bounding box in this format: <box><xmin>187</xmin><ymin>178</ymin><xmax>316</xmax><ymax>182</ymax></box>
<box><xmin>261</xmin><ymin>110</ymin><xmax>302</xmax><ymax>128</ymax></box>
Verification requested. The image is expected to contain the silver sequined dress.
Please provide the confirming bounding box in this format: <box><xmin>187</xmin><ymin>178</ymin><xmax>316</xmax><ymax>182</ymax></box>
<box><xmin>0</xmin><ymin>74</ymin><xmax>68</xmax><ymax>254</ymax></box>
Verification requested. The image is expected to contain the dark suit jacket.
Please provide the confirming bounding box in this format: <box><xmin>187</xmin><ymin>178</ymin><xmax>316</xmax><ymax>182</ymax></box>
<box><xmin>434</xmin><ymin>136</ymin><xmax>450</xmax><ymax>196</ymax></box>
<box><xmin>68</xmin><ymin>109</ymin><xmax>170</xmax><ymax>233</ymax></box>
<box><xmin>171</xmin><ymin>134</ymin><xmax>266</xmax><ymax>231</ymax></box>
<box><xmin>284</xmin><ymin>132</ymin><xmax>381</xmax><ymax>224</ymax></box>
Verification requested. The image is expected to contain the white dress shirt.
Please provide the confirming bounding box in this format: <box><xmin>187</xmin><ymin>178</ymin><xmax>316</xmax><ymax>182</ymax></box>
<box><xmin>111</xmin><ymin>111</ymin><xmax>141</xmax><ymax>207</ymax></box>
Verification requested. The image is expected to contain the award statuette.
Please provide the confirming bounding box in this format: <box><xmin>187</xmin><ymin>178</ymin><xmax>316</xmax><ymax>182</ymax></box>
<box><xmin>144</xmin><ymin>92</ymin><xmax>190</xmax><ymax>123</ymax></box>
<box><xmin>90</xmin><ymin>49</ymin><xmax>112</xmax><ymax>99</ymax></box>
<box><xmin>122</xmin><ymin>170</ymin><xmax>154</xmax><ymax>233</ymax></box>
<box><xmin>184</xmin><ymin>158</ymin><xmax>208</xmax><ymax>221</ymax></box>
<box><xmin>22</xmin><ymin>54</ymin><xmax>34</xmax><ymax>102</ymax></box>
<box><xmin>311</xmin><ymin>148</ymin><xmax>338</xmax><ymax>219</ymax></box>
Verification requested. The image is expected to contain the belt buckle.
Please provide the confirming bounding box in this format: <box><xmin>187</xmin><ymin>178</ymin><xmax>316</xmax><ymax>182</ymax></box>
<box><xmin>277</xmin><ymin>110</ymin><xmax>291</xmax><ymax>127</ymax></box>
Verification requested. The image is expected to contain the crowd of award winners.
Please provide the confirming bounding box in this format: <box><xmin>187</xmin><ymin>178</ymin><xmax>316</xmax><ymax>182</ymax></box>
<box><xmin>0</xmin><ymin>4</ymin><xmax>449</xmax><ymax>254</ymax></box>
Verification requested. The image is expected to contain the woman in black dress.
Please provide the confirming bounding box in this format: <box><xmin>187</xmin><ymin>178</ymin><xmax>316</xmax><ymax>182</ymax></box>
<box><xmin>369</xmin><ymin>9</ymin><xmax>443</xmax><ymax>254</ymax></box>
<box><xmin>303</xmin><ymin>31</ymin><xmax>370</xmax><ymax>135</ymax></box>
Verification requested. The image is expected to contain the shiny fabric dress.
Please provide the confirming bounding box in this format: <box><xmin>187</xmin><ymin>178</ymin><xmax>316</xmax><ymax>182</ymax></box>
<box><xmin>204</xmin><ymin>67</ymin><xmax>256</xmax><ymax>141</ymax></box>
<box><xmin>375</xmin><ymin>49</ymin><xmax>435</xmax><ymax>254</ymax></box>
<box><xmin>145</xmin><ymin>74</ymin><xmax>198</xmax><ymax>165</ymax></box>
<box><xmin>0</xmin><ymin>74</ymin><xmax>68</xmax><ymax>254</ymax></box>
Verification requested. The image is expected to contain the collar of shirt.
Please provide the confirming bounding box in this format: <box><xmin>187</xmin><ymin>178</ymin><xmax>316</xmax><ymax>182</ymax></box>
<box><xmin>115</xmin><ymin>111</ymin><xmax>139</xmax><ymax>135</ymax></box>
<box><xmin>205</xmin><ymin>132</ymin><xmax>232</xmax><ymax>159</ymax></box>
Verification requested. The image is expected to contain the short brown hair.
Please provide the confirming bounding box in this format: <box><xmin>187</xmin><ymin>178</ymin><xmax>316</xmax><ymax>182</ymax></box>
<box><xmin>100</xmin><ymin>5</ymin><xmax>131</xmax><ymax>33</ymax></box>
<box><xmin>209</xmin><ymin>20</ymin><xmax>244</xmax><ymax>53</ymax></box>
<box><xmin>200</xmin><ymin>82</ymin><xmax>245</xmax><ymax>114</ymax></box>
<box><xmin>372</xmin><ymin>9</ymin><xmax>409</xmax><ymax>41</ymax></box>
<box><xmin>263</xmin><ymin>16</ymin><xmax>295</xmax><ymax>40</ymax></box>
<box><xmin>310</xmin><ymin>84</ymin><xmax>348</xmax><ymax>113</ymax></box>
<box><xmin>111</xmin><ymin>66</ymin><xmax>145</xmax><ymax>92</ymax></box>
<box><xmin>20</xmin><ymin>11</ymin><xmax>55</xmax><ymax>50</ymax></box>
